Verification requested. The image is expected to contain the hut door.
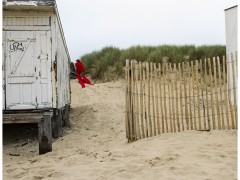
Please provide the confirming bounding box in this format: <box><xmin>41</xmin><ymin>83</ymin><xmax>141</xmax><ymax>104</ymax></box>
<box><xmin>35</xmin><ymin>31</ymin><xmax>52</xmax><ymax>109</ymax></box>
<box><xmin>5</xmin><ymin>31</ymin><xmax>52</xmax><ymax>110</ymax></box>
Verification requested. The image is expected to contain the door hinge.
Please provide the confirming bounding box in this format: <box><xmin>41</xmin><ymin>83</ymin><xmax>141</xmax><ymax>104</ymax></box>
<box><xmin>35</xmin><ymin>97</ymin><xmax>38</xmax><ymax>108</ymax></box>
<box><xmin>2</xmin><ymin>84</ymin><xmax>6</xmax><ymax>91</ymax></box>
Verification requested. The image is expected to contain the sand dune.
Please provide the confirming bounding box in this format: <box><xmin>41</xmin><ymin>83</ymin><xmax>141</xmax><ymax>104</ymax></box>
<box><xmin>3</xmin><ymin>79</ymin><xmax>237</xmax><ymax>180</ymax></box>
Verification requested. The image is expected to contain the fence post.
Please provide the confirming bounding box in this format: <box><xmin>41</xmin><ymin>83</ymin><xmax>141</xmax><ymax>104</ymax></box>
<box><xmin>226</xmin><ymin>54</ymin><xmax>235</xmax><ymax>129</ymax></box>
<box><xmin>204</xmin><ymin>59</ymin><xmax>211</xmax><ymax>130</ymax></box>
<box><xmin>174</xmin><ymin>64</ymin><xmax>180</xmax><ymax>132</ymax></box>
<box><xmin>159</xmin><ymin>63</ymin><xmax>165</xmax><ymax>133</ymax></box>
<box><xmin>195</xmin><ymin>60</ymin><xmax>202</xmax><ymax>130</ymax></box>
<box><xmin>182</xmin><ymin>62</ymin><xmax>189</xmax><ymax>130</ymax></box>
<box><xmin>167</xmin><ymin>64</ymin><xmax>173</xmax><ymax>132</ymax></box>
<box><xmin>178</xmin><ymin>63</ymin><xmax>184</xmax><ymax>131</ymax></box>
<box><xmin>217</xmin><ymin>57</ymin><xmax>224</xmax><ymax>129</ymax></box>
<box><xmin>213</xmin><ymin>58</ymin><xmax>221</xmax><ymax>130</ymax></box>
<box><xmin>154</xmin><ymin>63</ymin><xmax>160</xmax><ymax>134</ymax></box>
<box><xmin>231</xmin><ymin>53</ymin><xmax>238</xmax><ymax>129</ymax></box>
<box><xmin>223</xmin><ymin>56</ymin><xmax>230</xmax><ymax>129</ymax></box>
<box><xmin>143</xmin><ymin>62</ymin><xmax>148</xmax><ymax>137</ymax></box>
<box><xmin>163</xmin><ymin>63</ymin><xmax>169</xmax><ymax>133</ymax></box>
<box><xmin>139</xmin><ymin>62</ymin><xmax>145</xmax><ymax>138</ymax></box>
<box><xmin>200</xmin><ymin>59</ymin><xmax>207</xmax><ymax>130</ymax></box>
<box><xmin>134</xmin><ymin>61</ymin><xmax>141</xmax><ymax>139</ymax></box>
<box><xmin>170</xmin><ymin>64</ymin><xmax>176</xmax><ymax>132</ymax></box>
<box><xmin>208</xmin><ymin>58</ymin><xmax>216</xmax><ymax>130</ymax></box>
<box><xmin>191</xmin><ymin>61</ymin><xmax>197</xmax><ymax>130</ymax></box>
<box><xmin>146</xmin><ymin>62</ymin><xmax>152</xmax><ymax>137</ymax></box>
<box><xmin>150</xmin><ymin>62</ymin><xmax>156</xmax><ymax>136</ymax></box>
<box><xmin>125</xmin><ymin>60</ymin><xmax>130</xmax><ymax>140</ymax></box>
<box><xmin>187</xmin><ymin>62</ymin><xmax>193</xmax><ymax>130</ymax></box>
<box><xmin>130</xmin><ymin>60</ymin><xmax>134</xmax><ymax>140</ymax></box>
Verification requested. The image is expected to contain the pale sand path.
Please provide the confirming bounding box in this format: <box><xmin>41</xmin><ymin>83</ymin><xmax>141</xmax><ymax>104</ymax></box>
<box><xmin>3</xmin><ymin>79</ymin><xmax>237</xmax><ymax>180</ymax></box>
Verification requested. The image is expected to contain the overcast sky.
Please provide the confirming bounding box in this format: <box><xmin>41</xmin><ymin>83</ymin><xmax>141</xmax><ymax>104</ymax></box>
<box><xmin>56</xmin><ymin>0</ymin><xmax>237</xmax><ymax>61</ymax></box>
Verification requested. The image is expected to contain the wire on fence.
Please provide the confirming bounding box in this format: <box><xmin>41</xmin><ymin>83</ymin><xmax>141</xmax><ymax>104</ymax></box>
<box><xmin>125</xmin><ymin>53</ymin><xmax>238</xmax><ymax>141</ymax></box>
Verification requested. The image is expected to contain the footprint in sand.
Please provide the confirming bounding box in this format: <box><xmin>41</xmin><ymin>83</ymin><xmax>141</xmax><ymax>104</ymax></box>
<box><xmin>146</xmin><ymin>154</ymin><xmax>180</xmax><ymax>167</ymax></box>
<box><xmin>29</xmin><ymin>158</ymin><xmax>41</xmax><ymax>164</ymax></box>
<box><xmin>13</xmin><ymin>171</ymin><xmax>28</xmax><ymax>179</ymax></box>
<box><xmin>64</xmin><ymin>158</ymin><xmax>79</xmax><ymax>166</ymax></box>
<box><xmin>33</xmin><ymin>176</ymin><xmax>44</xmax><ymax>180</ymax></box>
<box><xmin>38</xmin><ymin>169</ymin><xmax>54</xmax><ymax>176</ymax></box>
<box><xmin>6</xmin><ymin>168</ymin><xmax>17</xmax><ymax>173</ymax></box>
<box><xmin>48</xmin><ymin>171</ymin><xmax>64</xmax><ymax>178</ymax></box>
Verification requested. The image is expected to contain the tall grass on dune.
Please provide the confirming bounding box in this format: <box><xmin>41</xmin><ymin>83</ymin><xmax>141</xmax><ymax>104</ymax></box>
<box><xmin>79</xmin><ymin>45</ymin><xmax>226</xmax><ymax>81</ymax></box>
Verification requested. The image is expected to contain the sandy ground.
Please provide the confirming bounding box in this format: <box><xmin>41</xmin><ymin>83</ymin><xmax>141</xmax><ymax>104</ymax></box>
<box><xmin>2</xmin><ymin>79</ymin><xmax>237</xmax><ymax>180</ymax></box>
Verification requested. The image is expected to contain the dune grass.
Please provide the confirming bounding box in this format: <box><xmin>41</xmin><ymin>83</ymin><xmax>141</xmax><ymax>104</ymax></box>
<box><xmin>78</xmin><ymin>45</ymin><xmax>226</xmax><ymax>81</ymax></box>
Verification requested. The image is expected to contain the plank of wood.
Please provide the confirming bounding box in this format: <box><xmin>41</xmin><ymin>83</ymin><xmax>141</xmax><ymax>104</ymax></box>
<box><xmin>154</xmin><ymin>63</ymin><xmax>160</xmax><ymax>134</ymax></box>
<box><xmin>182</xmin><ymin>62</ymin><xmax>189</xmax><ymax>130</ymax></box>
<box><xmin>174</xmin><ymin>64</ymin><xmax>180</xmax><ymax>132</ymax></box>
<box><xmin>170</xmin><ymin>64</ymin><xmax>176</xmax><ymax>132</ymax></box>
<box><xmin>38</xmin><ymin>112</ymin><xmax>53</xmax><ymax>155</ymax></box>
<box><xmin>195</xmin><ymin>60</ymin><xmax>202</xmax><ymax>130</ymax></box>
<box><xmin>213</xmin><ymin>58</ymin><xmax>221</xmax><ymax>130</ymax></box>
<box><xmin>217</xmin><ymin>57</ymin><xmax>224</xmax><ymax>129</ymax></box>
<box><xmin>199</xmin><ymin>59</ymin><xmax>207</xmax><ymax>130</ymax></box>
<box><xmin>178</xmin><ymin>63</ymin><xmax>184</xmax><ymax>131</ymax></box>
<box><xmin>208</xmin><ymin>58</ymin><xmax>216</xmax><ymax>130</ymax></box>
<box><xmin>167</xmin><ymin>63</ymin><xmax>173</xmax><ymax>132</ymax></box>
<box><xmin>130</xmin><ymin>60</ymin><xmax>134</xmax><ymax>140</ymax></box>
<box><xmin>143</xmin><ymin>62</ymin><xmax>148</xmax><ymax>137</ymax></box>
<box><xmin>150</xmin><ymin>62</ymin><xmax>156</xmax><ymax>136</ymax></box>
<box><xmin>204</xmin><ymin>59</ymin><xmax>211</xmax><ymax>130</ymax></box>
<box><xmin>3</xmin><ymin>113</ymin><xmax>43</xmax><ymax>124</ymax></box>
<box><xmin>135</xmin><ymin>61</ymin><xmax>140</xmax><ymax>139</ymax></box>
<box><xmin>139</xmin><ymin>62</ymin><xmax>145</xmax><ymax>138</ymax></box>
<box><xmin>231</xmin><ymin>53</ymin><xmax>238</xmax><ymax>129</ymax></box>
<box><xmin>227</xmin><ymin>54</ymin><xmax>235</xmax><ymax>129</ymax></box>
<box><xmin>222</xmin><ymin>56</ymin><xmax>230</xmax><ymax>129</ymax></box>
<box><xmin>159</xmin><ymin>63</ymin><xmax>165</xmax><ymax>133</ymax></box>
<box><xmin>163</xmin><ymin>63</ymin><xmax>169</xmax><ymax>133</ymax></box>
<box><xmin>125</xmin><ymin>60</ymin><xmax>130</xmax><ymax>139</ymax></box>
<box><xmin>191</xmin><ymin>61</ymin><xmax>197</xmax><ymax>130</ymax></box>
<box><xmin>147</xmin><ymin>62</ymin><xmax>152</xmax><ymax>137</ymax></box>
<box><xmin>187</xmin><ymin>62</ymin><xmax>193</xmax><ymax>130</ymax></box>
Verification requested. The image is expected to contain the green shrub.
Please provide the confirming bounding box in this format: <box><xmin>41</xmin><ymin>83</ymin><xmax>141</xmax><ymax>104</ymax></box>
<box><xmin>78</xmin><ymin>44</ymin><xmax>226</xmax><ymax>81</ymax></box>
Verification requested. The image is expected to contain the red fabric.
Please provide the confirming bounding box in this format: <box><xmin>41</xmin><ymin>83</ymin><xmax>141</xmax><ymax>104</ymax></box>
<box><xmin>82</xmin><ymin>75</ymin><xmax>93</xmax><ymax>85</ymax></box>
<box><xmin>75</xmin><ymin>61</ymin><xmax>85</xmax><ymax>74</ymax></box>
<box><xmin>76</xmin><ymin>73</ymin><xmax>86</xmax><ymax>88</ymax></box>
<box><xmin>75</xmin><ymin>61</ymin><xmax>93</xmax><ymax>88</ymax></box>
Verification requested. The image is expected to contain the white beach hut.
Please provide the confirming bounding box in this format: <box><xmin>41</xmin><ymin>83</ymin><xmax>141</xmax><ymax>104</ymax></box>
<box><xmin>225</xmin><ymin>5</ymin><xmax>238</xmax><ymax>104</ymax></box>
<box><xmin>2</xmin><ymin>0</ymin><xmax>71</xmax><ymax>154</ymax></box>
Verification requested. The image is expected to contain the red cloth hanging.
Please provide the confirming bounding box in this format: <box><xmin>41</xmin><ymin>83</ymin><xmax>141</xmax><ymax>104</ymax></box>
<box><xmin>75</xmin><ymin>61</ymin><xmax>93</xmax><ymax>88</ymax></box>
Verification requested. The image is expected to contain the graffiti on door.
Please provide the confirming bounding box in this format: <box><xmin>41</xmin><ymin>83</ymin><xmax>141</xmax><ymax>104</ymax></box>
<box><xmin>9</xmin><ymin>42</ymin><xmax>25</xmax><ymax>52</ymax></box>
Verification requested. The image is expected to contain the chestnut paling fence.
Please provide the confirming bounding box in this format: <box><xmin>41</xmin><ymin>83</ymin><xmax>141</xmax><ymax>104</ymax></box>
<box><xmin>125</xmin><ymin>53</ymin><xmax>238</xmax><ymax>142</ymax></box>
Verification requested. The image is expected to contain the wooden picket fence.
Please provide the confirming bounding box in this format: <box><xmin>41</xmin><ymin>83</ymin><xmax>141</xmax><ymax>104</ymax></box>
<box><xmin>125</xmin><ymin>53</ymin><xmax>238</xmax><ymax>142</ymax></box>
